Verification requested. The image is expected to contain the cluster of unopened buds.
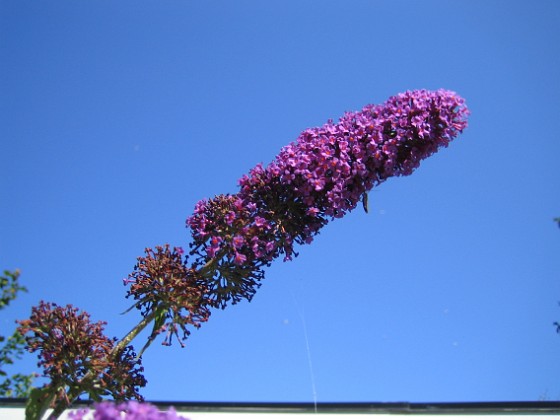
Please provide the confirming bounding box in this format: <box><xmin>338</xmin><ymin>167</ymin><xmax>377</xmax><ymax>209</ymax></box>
<box><xmin>17</xmin><ymin>89</ymin><xmax>469</xmax><ymax>418</ymax></box>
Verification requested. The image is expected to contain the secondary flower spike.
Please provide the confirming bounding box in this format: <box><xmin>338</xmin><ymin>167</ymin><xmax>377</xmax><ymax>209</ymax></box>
<box><xmin>188</xmin><ymin>89</ymin><xmax>468</xmax><ymax>308</ymax></box>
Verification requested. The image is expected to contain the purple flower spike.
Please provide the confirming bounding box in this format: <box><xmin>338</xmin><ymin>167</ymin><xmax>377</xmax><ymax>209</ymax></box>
<box><xmin>186</xmin><ymin>90</ymin><xmax>468</xmax><ymax>309</ymax></box>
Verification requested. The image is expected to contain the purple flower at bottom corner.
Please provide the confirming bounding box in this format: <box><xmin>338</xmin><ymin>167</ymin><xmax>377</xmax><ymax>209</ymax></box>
<box><xmin>68</xmin><ymin>401</ymin><xmax>190</xmax><ymax>420</ymax></box>
<box><xmin>67</xmin><ymin>408</ymin><xmax>90</xmax><ymax>420</ymax></box>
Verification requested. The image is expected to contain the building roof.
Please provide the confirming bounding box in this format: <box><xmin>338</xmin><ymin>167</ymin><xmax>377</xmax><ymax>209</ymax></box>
<box><xmin>2</xmin><ymin>399</ymin><xmax>560</xmax><ymax>419</ymax></box>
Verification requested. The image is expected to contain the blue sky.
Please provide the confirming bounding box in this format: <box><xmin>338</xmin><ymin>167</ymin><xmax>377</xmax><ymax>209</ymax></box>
<box><xmin>1</xmin><ymin>0</ymin><xmax>560</xmax><ymax>403</ymax></box>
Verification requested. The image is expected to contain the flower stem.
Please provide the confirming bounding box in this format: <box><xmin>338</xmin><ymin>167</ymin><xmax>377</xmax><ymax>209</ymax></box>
<box><xmin>113</xmin><ymin>310</ymin><xmax>157</xmax><ymax>357</ymax></box>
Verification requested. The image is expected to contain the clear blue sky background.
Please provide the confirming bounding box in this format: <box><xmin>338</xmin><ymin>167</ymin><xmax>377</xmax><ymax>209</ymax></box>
<box><xmin>1</xmin><ymin>0</ymin><xmax>560</xmax><ymax>404</ymax></box>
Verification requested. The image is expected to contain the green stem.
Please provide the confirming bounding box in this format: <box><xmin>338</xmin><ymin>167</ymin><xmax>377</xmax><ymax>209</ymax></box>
<box><xmin>197</xmin><ymin>252</ymin><xmax>222</xmax><ymax>278</ymax></box>
<box><xmin>112</xmin><ymin>310</ymin><xmax>157</xmax><ymax>357</ymax></box>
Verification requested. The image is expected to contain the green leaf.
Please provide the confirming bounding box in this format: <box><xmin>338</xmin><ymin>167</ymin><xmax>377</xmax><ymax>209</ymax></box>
<box><xmin>138</xmin><ymin>306</ymin><xmax>167</xmax><ymax>357</ymax></box>
<box><xmin>1</xmin><ymin>269</ymin><xmax>25</xmax><ymax>310</ymax></box>
<box><xmin>25</xmin><ymin>387</ymin><xmax>55</xmax><ymax>420</ymax></box>
<box><xmin>362</xmin><ymin>192</ymin><xmax>369</xmax><ymax>214</ymax></box>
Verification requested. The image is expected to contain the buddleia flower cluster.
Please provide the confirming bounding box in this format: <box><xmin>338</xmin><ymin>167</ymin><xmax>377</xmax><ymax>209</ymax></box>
<box><xmin>187</xmin><ymin>195</ymin><xmax>281</xmax><ymax>308</ymax></box>
<box><xmin>186</xmin><ymin>89</ymin><xmax>469</xmax><ymax>309</ymax></box>
<box><xmin>124</xmin><ymin>245</ymin><xmax>211</xmax><ymax>346</ymax></box>
<box><xmin>18</xmin><ymin>89</ymin><xmax>468</xmax><ymax>418</ymax></box>
<box><xmin>17</xmin><ymin>302</ymin><xmax>146</xmax><ymax>405</ymax></box>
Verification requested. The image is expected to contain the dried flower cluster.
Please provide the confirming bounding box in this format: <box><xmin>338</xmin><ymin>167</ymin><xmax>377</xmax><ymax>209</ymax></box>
<box><xmin>17</xmin><ymin>302</ymin><xmax>146</xmax><ymax>403</ymax></box>
<box><xmin>186</xmin><ymin>89</ymin><xmax>469</xmax><ymax>309</ymax></box>
<box><xmin>124</xmin><ymin>245</ymin><xmax>211</xmax><ymax>346</ymax></box>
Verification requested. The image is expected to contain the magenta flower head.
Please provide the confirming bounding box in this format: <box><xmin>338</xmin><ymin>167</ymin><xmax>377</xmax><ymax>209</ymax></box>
<box><xmin>187</xmin><ymin>90</ymin><xmax>469</xmax><ymax>309</ymax></box>
<box><xmin>187</xmin><ymin>194</ymin><xmax>279</xmax><ymax>308</ymax></box>
<box><xmin>17</xmin><ymin>301</ymin><xmax>146</xmax><ymax>404</ymax></box>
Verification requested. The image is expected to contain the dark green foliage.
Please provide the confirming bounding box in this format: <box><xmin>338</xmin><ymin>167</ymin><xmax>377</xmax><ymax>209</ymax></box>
<box><xmin>0</xmin><ymin>269</ymin><xmax>36</xmax><ymax>398</ymax></box>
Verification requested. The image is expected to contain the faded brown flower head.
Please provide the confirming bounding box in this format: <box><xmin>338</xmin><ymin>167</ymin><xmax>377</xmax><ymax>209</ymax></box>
<box><xmin>124</xmin><ymin>245</ymin><xmax>211</xmax><ymax>346</ymax></box>
<box><xmin>17</xmin><ymin>301</ymin><xmax>146</xmax><ymax>403</ymax></box>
